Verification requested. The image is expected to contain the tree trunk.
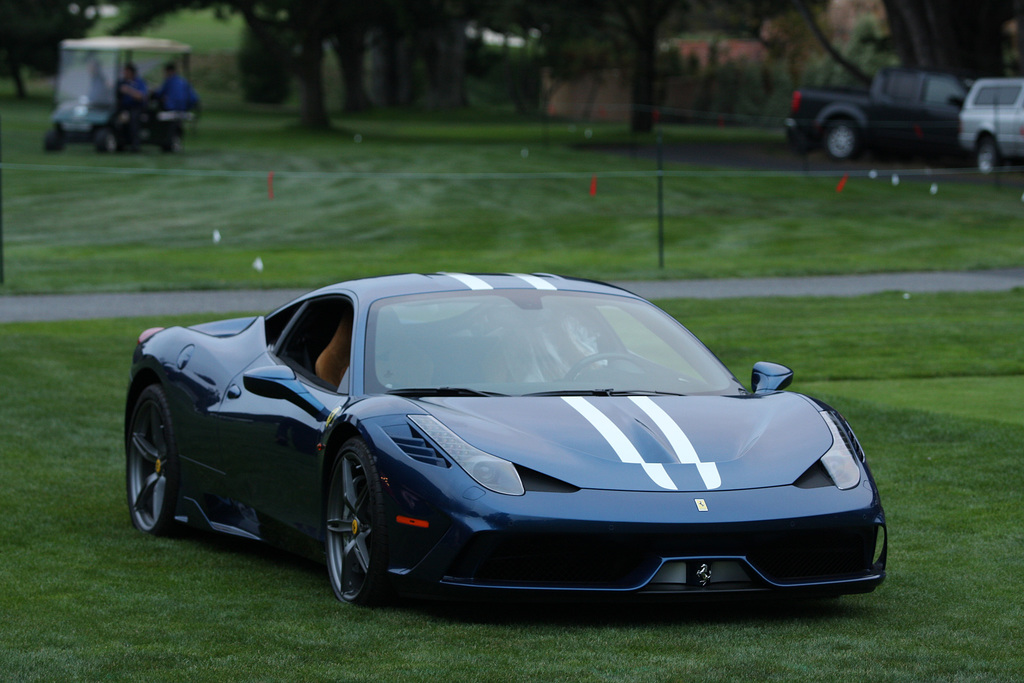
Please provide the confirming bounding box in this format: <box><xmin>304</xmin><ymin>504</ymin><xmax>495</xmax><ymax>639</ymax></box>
<box><xmin>423</xmin><ymin>19</ymin><xmax>467</xmax><ymax>109</ymax></box>
<box><xmin>881</xmin><ymin>0</ymin><xmax>1011</xmax><ymax>73</ymax></box>
<box><xmin>370</xmin><ymin>28</ymin><xmax>414</xmax><ymax>107</ymax></box>
<box><xmin>333</xmin><ymin>28</ymin><xmax>370</xmax><ymax>113</ymax></box>
<box><xmin>6</xmin><ymin>51</ymin><xmax>26</xmax><ymax>99</ymax></box>
<box><xmin>631</xmin><ymin>38</ymin><xmax>657</xmax><ymax>133</ymax></box>
<box><xmin>1017</xmin><ymin>0</ymin><xmax>1024</xmax><ymax>74</ymax></box>
<box><xmin>295</xmin><ymin>38</ymin><xmax>330</xmax><ymax>129</ymax></box>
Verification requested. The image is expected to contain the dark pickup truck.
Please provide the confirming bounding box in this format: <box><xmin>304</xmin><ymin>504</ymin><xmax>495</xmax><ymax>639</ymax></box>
<box><xmin>786</xmin><ymin>67</ymin><xmax>971</xmax><ymax>161</ymax></box>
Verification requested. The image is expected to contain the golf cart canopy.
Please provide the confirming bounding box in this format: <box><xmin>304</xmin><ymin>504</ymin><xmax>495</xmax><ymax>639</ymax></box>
<box><xmin>60</xmin><ymin>37</ymin><xmax>191</xmax><ymax>53</ymax></box>
<box><xmin>54</xmin><ymin>37</ymin><xmax>191</xmax><ymax>108</ymax></box>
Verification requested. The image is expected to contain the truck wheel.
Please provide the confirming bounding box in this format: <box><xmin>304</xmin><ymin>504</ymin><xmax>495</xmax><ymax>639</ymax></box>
<box><xmin>824</xmin><ymin>119</ymin><xmax>862</xmax><ymax>161</ymax></box>
<box><xmin>976</xmin><ymin>137</ymin><xmax>1001</xmax><ymax>174</ymax></box>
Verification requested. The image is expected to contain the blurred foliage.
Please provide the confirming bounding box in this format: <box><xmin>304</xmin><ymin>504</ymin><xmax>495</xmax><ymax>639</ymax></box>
<box><xmin>0</xmin><ymin>0</ymin><xmax>98</xmax><ymax>97</ymax></box>
<box><xmin>801</xmin><ymin>13</ymin><xmax>897</xmax><ymax>87</ymax></box>
<box><xmin>237</xmin><ymin>25</ymin><xmax>290</xmax><ymax>104</ymax></box>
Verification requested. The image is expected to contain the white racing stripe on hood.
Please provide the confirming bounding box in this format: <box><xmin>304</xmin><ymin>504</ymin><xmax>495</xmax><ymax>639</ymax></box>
<box><xmin>629</xmin><ymin>396</ymin><xmax>722</xmax><ymax>490</ymax></box>
<box><xmin>510</xmin><ymin>273</ymin><xmax>557</xmax><ymax>290</ymax></box>
<box><xmin>443</xmin><ymin>272</ymin><xmax>492</xmax><ymax>290</ymax></box>
<box><xmin>563</xmin><ymin>396</ymin><xmax>678</xmax><ymax>490</ymax></box>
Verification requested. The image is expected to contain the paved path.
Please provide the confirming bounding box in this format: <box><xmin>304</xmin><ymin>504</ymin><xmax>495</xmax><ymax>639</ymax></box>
<box><xmin>2</xmin><ymin>269</ymin><xmax>1023</xmax><ymax>323</ymax></box>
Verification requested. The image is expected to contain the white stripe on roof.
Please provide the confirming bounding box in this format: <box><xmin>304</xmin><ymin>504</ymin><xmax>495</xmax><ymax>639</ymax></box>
<box><xmin>510</xmin><ymin>273</ymin><xmax>557</xmax><ymax>290</ymax></box>
<box><xmin>443</xmin><ymin>273</ymin><xmax>493</xmax><ymax>290</ymax></box>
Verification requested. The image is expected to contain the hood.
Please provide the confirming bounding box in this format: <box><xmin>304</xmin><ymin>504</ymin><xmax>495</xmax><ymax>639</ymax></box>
<box><xmin>410</xmin><ymin>393</ymin><xmax>833</xmax><ymax>492</ymax></box>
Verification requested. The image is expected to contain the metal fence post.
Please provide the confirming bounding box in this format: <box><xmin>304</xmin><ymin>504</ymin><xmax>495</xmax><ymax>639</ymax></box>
<box><xmin>1</xmin><ymin>112</ymin><xmax>5</xmax><ymax>285</ymax></box>
<box><xmin>656</xmin><ymin>120</ymin><xmax>664</xmax><ymax>270</ymax></box>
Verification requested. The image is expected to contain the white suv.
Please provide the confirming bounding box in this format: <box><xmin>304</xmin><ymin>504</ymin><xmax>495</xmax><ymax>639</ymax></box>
<box><xmin>959</xmin><ymin>77</ymin><xmax>1024</xmax><ymax>173</ymax></box>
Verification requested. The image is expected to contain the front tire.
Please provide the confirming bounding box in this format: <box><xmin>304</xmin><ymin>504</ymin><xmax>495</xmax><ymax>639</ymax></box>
<box><xmin>976</xmin><ymin>136</ymin><xmax>1001</xmax><ymax>174</ymax></box>
<box><xmin>824</xmin><ymin>119</ymin><xmax>862</xmax><ymax>161</ymax></box>
<box><xmin>126</xmin><ymin>385</ymin><xmax>181</xmax><ymax>535</ymax></box>
<box><xmin>325</xmin><ymin>438</ymin><xmax>391</xmax><ymax>605</ymax></box>
<box><xmin>44</xmin><ymin>129</ymin><xmax>65</xmax><ymax>152</ymax></box>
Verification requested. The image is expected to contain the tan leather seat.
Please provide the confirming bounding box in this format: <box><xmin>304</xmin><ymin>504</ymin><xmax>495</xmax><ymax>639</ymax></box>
<box><xmin>315</xmin><ymin>312</ymin><xmax>352</xmax><ymax>388</ymax></box>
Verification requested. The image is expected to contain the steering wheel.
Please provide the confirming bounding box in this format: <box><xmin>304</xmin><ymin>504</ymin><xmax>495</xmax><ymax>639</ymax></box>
<box><xmin>564</xmin><ymin>352</ymin><xmax>646</xmax><ymax>380</ymax></box>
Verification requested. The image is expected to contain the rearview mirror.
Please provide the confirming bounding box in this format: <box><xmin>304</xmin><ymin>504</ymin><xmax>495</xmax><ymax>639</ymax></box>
<box><xmin>751</xmin><ymin>361</ymin><xmax>793</xmax><ymax>394</ymax></box>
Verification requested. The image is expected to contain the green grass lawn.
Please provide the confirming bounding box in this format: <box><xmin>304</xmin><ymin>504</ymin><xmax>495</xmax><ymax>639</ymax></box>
<box><xmin>1</xmin><ymin>292</ymin><xmax>1022</xmax><ymax>681</ymax></box>
<box><xmin>2</xmin><ymin>10</ymin><xmax>1022</xmax><ymax>680</ymax></box>
<box><xmin>2</xmin><ymin>92</ymin><xmax>1024</xmax><ymax>294</ymax></box>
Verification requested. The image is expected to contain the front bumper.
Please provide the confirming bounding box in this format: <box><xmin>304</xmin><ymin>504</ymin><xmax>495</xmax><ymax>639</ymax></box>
<box><xmin>384</xmin><ymin>482</ymin><xmax>886</xmax><ymax>601</ymax></box>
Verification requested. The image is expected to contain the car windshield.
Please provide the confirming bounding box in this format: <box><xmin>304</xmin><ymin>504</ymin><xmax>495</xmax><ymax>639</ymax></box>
<box><xmin>364</xmin><ymin>289</ymin><xmax>742</xmax><ymax>397</ymax></box>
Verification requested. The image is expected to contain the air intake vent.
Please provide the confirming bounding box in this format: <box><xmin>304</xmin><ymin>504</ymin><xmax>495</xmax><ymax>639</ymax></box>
<box><xmin>384</xmin><ymin>424</ymin><xmax>448</xmax><ymax>467</ymax></box>
<box><xmin>474</xmin><ymin>536</ymin><xmax>641</xmax><ymax>584</ymax></box>
<box><xmin>748</xmin><ymin>532</ymin><xmax>867</xmax><ymax>580</ymax></box>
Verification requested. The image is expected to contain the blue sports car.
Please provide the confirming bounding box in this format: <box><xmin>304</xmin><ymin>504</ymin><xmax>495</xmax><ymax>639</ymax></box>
<box><xmin>125</xmin><ymin>273</ymin><xmax>886</xmax><ymax>604</ymax></box>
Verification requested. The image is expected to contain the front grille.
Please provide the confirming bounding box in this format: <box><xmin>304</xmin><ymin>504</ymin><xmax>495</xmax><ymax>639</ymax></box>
<box><xmin>748</xmin><ymin>532</ymin><xmax>867</xmax><ymax>580</ymax></box>
<box><xmin>472</xmin><ymin>536</ymin><xmax>642</xmax><ymax>585</ymax></box>
<box><xmin>453</xmin><ymin>529</ymin><xmax>872</xmax><ymax>588</ymax></box>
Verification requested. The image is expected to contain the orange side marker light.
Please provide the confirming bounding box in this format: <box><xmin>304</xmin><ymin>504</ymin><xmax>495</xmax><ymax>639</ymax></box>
<box><xmin>396</xmin><ymin>516</ymin><xmax>430</xmax><ymax>529</ymax></box>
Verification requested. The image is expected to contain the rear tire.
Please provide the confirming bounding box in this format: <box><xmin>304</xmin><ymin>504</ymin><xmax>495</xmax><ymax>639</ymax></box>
<box><xmin>325</xmin><ymin>438</ymin><xmax>391</xmax><ymax>605</ymax></box>
<box><xmin>976</xmin><ymin>136</ymin><xmax>1001</xmax><ymax>174</ymax></box>
<box><xmin>161</xmin><ymin>126</ymin><xmax>183</xmax><ymax>153</ymax></box>
<box><xmin>126</xmin><ymin>385</ymin><xmax>181</xmax><ymax>535</ymax></box>
<box><xmin>824</xmin><ymin>119</ymin><xmax>862</xmax><ymax>161</ymax></box>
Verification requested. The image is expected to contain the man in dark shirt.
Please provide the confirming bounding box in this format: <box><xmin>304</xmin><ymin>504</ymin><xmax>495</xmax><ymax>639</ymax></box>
<box><xmin>154</xmin><ymin>62</ymin><xmax>199</xmax><ymax>112</ymax></box>
<box><xmin>117</xmin><ymin>63</ymin><xmax>147</xmax><ymax>151</ymax></box>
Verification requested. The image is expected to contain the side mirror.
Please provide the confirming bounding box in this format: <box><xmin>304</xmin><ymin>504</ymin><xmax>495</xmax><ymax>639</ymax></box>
<box><xmin>243</xmin><ymin>365</ymin><xmax>329</xmax><ymax>419</ymax></box>
<box><xmin>751</xmin><ymin>361</ymin><xmax>793</xmax><ymax>394</ymax></box>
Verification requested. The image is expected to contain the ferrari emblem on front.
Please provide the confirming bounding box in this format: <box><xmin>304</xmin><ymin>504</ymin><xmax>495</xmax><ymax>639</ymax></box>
<box><xmin>697</xmin><ymin>563</ymin><xmax>712</xmax><ymax>586</ymax></box>
<box><xmin>695</xmin><ymin>498</ymin><xmax>708</xmax><ymax>511</ymax></box>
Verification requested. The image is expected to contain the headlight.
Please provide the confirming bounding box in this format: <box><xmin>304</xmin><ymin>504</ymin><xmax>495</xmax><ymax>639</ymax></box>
<box><xmin>818</xmin><ymin>411</ymin><xmax>861</xmax><ymax>490</ymax></box>
<box><xmin>409</xmin><ymin>414</ymin><xmax>525</xmax><ymax>496</ymax></box>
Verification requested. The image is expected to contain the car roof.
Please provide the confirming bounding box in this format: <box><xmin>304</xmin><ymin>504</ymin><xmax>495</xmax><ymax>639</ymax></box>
<box><xmin>60</xmin><ymin>37</ymin><xmax>191</xmax><ymax>54</ymax></box>
<box><xmin>968</xmin><ymin>77</ymin><xmax>1024</xmax><ymax>88</ymax></box>
<box><xmin>280</xmin><ymin>273</ymin><xmax>638</xmax><ymax>311</ymax></box>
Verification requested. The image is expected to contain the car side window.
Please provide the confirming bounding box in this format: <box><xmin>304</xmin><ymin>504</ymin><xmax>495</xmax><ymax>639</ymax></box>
<box><xmin>884</xmin><ymin>72</ymin><xmax>920</xmax><ymax>101</ymax></box>
<box><xmin>975</xmin><ymin>87</ymin><xmax>998</xmax><ymax>106</ymax></box>
<box><xmin>922</xmin><ymin>76</ymin><xmax>963</xmax><ymax>105</ymax></box>
<box><xmin>1001</xmin><ymin>86</ymin><xmax>1023</xmax><ymax>106</ymax></box>
<box><xmin>274</xmin><ymin>296</ymin><xmax>354</xmax><ymax>393</ymax></box>
<box><xmin>973</xmin><ymin>85</ymin><xmax>1022</xmax><ymax>107</ymax></box>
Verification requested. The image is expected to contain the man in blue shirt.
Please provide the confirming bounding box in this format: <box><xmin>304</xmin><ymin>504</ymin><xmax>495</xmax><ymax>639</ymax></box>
<box><xmin>154</xmin><ymin>62</ymin><xmax>198</xmax><ymax>112</ymax></box>
<box><xmin>117</xmin><ymin>63</ymin><xmax>147</xmax><ymax>151</ymax></box>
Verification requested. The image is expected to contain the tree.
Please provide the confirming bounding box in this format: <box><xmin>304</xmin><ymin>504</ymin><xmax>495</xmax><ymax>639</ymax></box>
<box><xmin>790</xmin><ymin>0</ymin><xmax>871</xmax><ymax>84</ymax></box>
<box><xmin>0</xmin><ymin>0</ymin><xmax>98</xmax><ymax>98</ymax></box>
<box><xmin>117</xmin><ymin>0</ymin><xmax>336</xmax><ymax>128</ymax></box>
<box><xmin>880</xmin><ymin>0</ymin><xmax>1012</xmax><ymax>74</ymax></box>
<box><xmin>608</xmin><ymin>0</ymin><xmax>687</xmax><ymax>133</ymax></box>
<box><xmin>234</xmin><ymin>0</ymin><xmax>335</xmax><ymax>128</ymax></box>
<box><xmin>330</xmin><ymin>9</ymin><xmax>372</xmax><ymax>113</ymax></box>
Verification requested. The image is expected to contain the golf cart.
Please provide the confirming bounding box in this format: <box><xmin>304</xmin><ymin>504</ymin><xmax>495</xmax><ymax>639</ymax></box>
<box><xmin>44</xmin><ymin>37</ymin><xmax>195</xmax><ymax>153</ymax></box>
